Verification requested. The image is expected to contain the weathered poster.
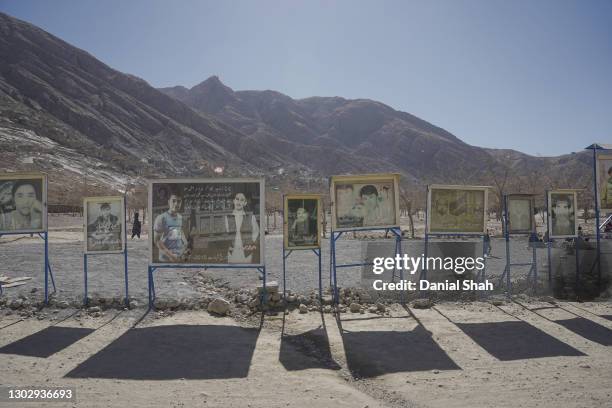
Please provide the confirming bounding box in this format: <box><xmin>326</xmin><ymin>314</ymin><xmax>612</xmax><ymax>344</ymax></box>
<box><xmin>84</xmin><ymin>196</ymin><xmax>125</xmax><ymax>253</ymax></box>
<box><xmin>428</xmin><ymin>185</ymin><xmax>489</xmax><ymax>234</ymax></box>
<box><xmin>284</xmin><ymin>194</ymin><xmax>321</xmax><ymax>249</ymax></box>
<box><xmin>0</xmin><ymin>173</ymin><xmax>47</xmax><ymax>234</ymax></box>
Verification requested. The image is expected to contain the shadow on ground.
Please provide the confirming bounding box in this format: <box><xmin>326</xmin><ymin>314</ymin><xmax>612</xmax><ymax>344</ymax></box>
<box><xmin>554</xmin><ymin>317</ymin><xmax>612</xmax><ymax>346</ymax></box>
<box><xmin>65</xmin><ymin>325</ymin><xmax>259</xmax><ymax>380</ymax></box>
<box><xmin>279</xmin><ymin>326</ymin><xmax>341</xmax><ymax>371</ymax></box>
<box><xmin>340</xmin><ymin>324</ymin><xmax>461</xmax><ymax>378</ymax></box>
<box><xmin>0</xmin><ymin>326</ymin><xmax>95</xmax><ymax>358</ymax></box>
<box><xmin>601</xmin><ymin>315</ymin><xmax>612</xmax><ymax>322</ymax></box>
<box><xmin>457</xmin><ymin>321</ymin><xmax>586</xmax><ymax>361</ymax></box>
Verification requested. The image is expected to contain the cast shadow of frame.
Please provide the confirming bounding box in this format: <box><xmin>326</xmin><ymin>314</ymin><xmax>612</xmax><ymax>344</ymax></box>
<box><xmin>65</xmin><ymin>324</ymin><xmax>260</xmax><ymax>380</ymax></box>
<box><xmin>335</xmin><ymin>310</ymin><xmax>460</xmax><ymax>378</ymax></box>
<box><xmin>455</xmin><ymin>320</ymin><xmax>586</xmax><ymax>361</ymax></box>
<box><xmin>552</xmin><ymin>317</ymin><xmax>612</xmax><ymax>346</ymax></box>
<box><xmin>279</xmin><ymin>311</ymin><xmax>341</xmax><ymax>371</ymax></box>
<box><xmin>0</xmin><ymin>326</ymin><xmax>95</xmax><ymax>358</ymax></box>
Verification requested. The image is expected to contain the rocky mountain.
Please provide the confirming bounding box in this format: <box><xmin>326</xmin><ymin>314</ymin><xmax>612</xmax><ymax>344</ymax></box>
<box><xmin>0</xmin><ymin>12</ymin><xmax>289</xmax><ymax>203</ymax></box>
<box><xmin>0</xmin><ymin>11</ymin><xmax>593</xmax><ymax>207</ymax></box>
<box><xmin>159</xmin><ymin>77</ymin><xmax>593</xmax><ymax>193</ymax></box>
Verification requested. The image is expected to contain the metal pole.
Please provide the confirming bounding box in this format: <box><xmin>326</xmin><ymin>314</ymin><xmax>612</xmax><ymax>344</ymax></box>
<box><xmin>532</xmin><ymin>245</ymin><xmax>538</xmax><ymax>294</ymax></box>
<box><xmin>84</xmin><ymin>254</ymin><xmax>88</xmax><ymax>306</ymax></box>
<box><xmin>592</xmin><ymin>148</ymin><xmax>602</xmax><ymax>288</ymax></box>
<box><xmin>44</xmin><ymin>231</ymin><xmax>49</xmax><ymax>304</ymax></box>
<box><xmin>317</xmin><ymin>248</ymin><xmax>322</xmax><ymax>300</ymax></box>
<box><xmin>504</xmin><ymin>195</ymin><xmax>512</xmax><ymax>298</ymax></box>
<box><xmin>282</xmin><ymin>247</ymin><xmax>286</xmax><ymax>304</ymax></box>
<box><xmin>395</xmin><ymin>228</ymin><xmax>405</xmax><ymax>304</ymax></box>
<box><xmin>332</xmin><ymin>232</ymin><xmax>339</xmax><ymax>304</ymax></box>
<box><xmin>124</xmin><ymin>196</ymin><xmax>129</xmax><ymax>308</ymax></box>
<box><xmin>148</xmin><ymin>266</ymin><xmax>153</xmax><ymax>309</ymax></box>
<box><xmin>545</xmin><ymin>190</ymin><xmax>552</xmax><ymax>289</ymax></box>
<box><xmin>575</xmin><ymin>239</ymin><xmax>580</xmax><ymax>299</ymax></box>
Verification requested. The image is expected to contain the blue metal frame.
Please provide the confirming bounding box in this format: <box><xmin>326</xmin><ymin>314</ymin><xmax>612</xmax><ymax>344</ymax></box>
<box><xmin>419</xmin><ymin>196</ymin><xmax>489</xmax><ymax>295</ymax></box>
<box><xmin>330</xmin><ymin>226</ymin><xmax>403</xmax><ymax>304</ymax></box>
<box><xmin>498</xmin><ymin>194</ymin><xmax>539</xmax><ymax>298</ymax></box>
<box><xmin>545</xmin><ymin>190</ymin><xmax>581</xmax><ymax>298</ymax></box>
<box><xmin>83</xmin><ymin>197</ymin><xmax>130</xmax><ymax>308</ymax></box>
<box><xmin>148</xmin><ymin>264</ymin><xmax>266</xmax><ymax>309</ymax></box>
<box><xmin>0</xmin><ymin>231</ymin><xmax>56</xmax><ymax>304</ymax></box>
<box><xmin>586</xmin><ymin>143</ymin><xmax>610</xmax><ymax>290</ymax></box>
<box><xmin>283</xmin><ymin>247</ymin><xmax>322</xmax><ymax>303</ymax></box>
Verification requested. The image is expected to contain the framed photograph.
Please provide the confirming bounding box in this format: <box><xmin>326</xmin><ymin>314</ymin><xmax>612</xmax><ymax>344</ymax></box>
<box><xmin>148</xmin><ymin>178</ymin><xmax>265</xmax><ymax>266</ymax></box>
<box><xmin>427</xmin><ymin>185</ymin><xmax>489</xmax><ymax>234</ymax></box>
<box><xmin>547</xmin><ymin>190</ymin><xmax>578</xmax><ymax>238</ymax></box>
<box><xmin>284</xmin><ymin>194</ymin><xmax>322</xmax><ymax>250</ymax></box>
<box><xmin>596</xmin><ymin>153</ymin><xmax>612</xmax><ymax>213</ymax></box>
<box><xmin>0</xmin><ymin>173</ymin><xmax>47</xmax><ymax>234</ymax></box>
<box><xmin>84</xmin><ymin>196</ymin><xmax>125</xmax><ymax>254</ymax></box>
<box><xmin>507</xmin><ymin>194</ymin><xmax>536</xmax><ymax>234</ymax></box>
<box><xmin>330</xmin><ymin>173</ymin><xmax>400</xmax><ymax>231</ymax></box>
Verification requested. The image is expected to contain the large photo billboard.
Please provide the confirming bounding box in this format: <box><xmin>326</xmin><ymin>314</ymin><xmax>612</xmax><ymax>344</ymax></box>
<box><xmin>597</xmin><ymin>153</ymin><xmax>612</xmax><ymax>213</ymax></box>
<box><xmin>0</xmin><ymin>173</ymin><xmax>47</xmax><ymax>234</ymax></box>
<box><xmin>330</xmin><ymin>173</ymin><xmax>400</xmax><ymax>231</ymax></box>
<box><xmin>427</xmin><ymin>185</ymin><xmax>489</xmax><ymax>234</ymax></box>
<box><xmin>507</xmin><ymin>194</ymin><xmax>536</xmax><ymax>235</ymax></box>
<box><xmin>149</xmin><ymin>178</ymin><xmax>265</xmax><ymax>266</ymax></box>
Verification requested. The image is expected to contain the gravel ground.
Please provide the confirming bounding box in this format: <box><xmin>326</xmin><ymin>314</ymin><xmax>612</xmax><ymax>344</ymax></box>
<box><xmin>1</xmin><ymin>215</ymin><xmax>610</xmax><ymax>304</ymax></box>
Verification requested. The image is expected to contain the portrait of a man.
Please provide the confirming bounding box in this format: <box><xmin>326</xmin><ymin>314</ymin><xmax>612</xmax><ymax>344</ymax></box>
<box><xmin>548</xmin><ymin>191</ymin><xmax>577</xmax><ymax>238</ymax></box>
<box><xmin>0</xmin><ymin>173</ymin><xmax>46</xmax><ymax>233</ymax></box>
<box><xmin>331</xmin><ymin>174</ymin><xmax>400</xmax><ymax>231</ymax></box>
<box><xmin>284</xmin><ymin>195</ymin><xmax>321</xmax><ymax>249</ymax></box>
<box><xmin>84</xmin><ymin>196</ymin><xmax>124</xmax><ymax>253</ymax></box>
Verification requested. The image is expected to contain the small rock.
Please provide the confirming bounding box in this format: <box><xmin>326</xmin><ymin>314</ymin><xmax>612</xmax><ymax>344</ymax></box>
<box><xmin>56</xmin><ymin>300</ymin><xmax>70</xmax><ymax>309</ymax></box>
<box><xmin>299</xmin><ymin>304</ymin><xmax>308</xmax><ymax>314</ymax></box>
<box><xmin>207</xmin><ymin>298</ymin><xmax>230</xmax><ymax>316</ymax></box>
<box><xmin>490</xmin><ymin>299</ymin><xmax>504</xmax><ymax>306</ymax></box>
<box><xmin>323</xmin><ymin>305</ymin><xmax>332</xmax><ymax>314</ymax></box>
<box><xmin>412</xmin><ymin>298</ymin><xmax>433</xmax><ymax>309</ymax></box>
<box><xmin>376</xmin><ymin>302</ymin><xmax>386</xmax><ymax>313</ymax></box>
<box><xmin>286</xmin><ymin>295</ymin><xmax>297</xmax><ymax>303</ymax></box>
<box><xmin>88</xmin><ymin>306</ymin><xmax>101</xmax><ymax>313</ymax></box>
<box><xmin>349</xmin><ymin>303</ymin><xmax>361</xmax><ymax>313</ymax></box>
<box><xmin>368</xmin><ymin>306</ymin><xmax>378</xmax><ymax>313</ymax></box>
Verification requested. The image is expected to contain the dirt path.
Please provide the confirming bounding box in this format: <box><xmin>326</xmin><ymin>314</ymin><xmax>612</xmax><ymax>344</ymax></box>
<box><xmin>1</xmin><ymin>300</ymin><xmax>611</xmax><ymax>407</ymax></box>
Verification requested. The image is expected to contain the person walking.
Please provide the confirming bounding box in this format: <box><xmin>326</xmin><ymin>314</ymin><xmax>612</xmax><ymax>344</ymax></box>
<box><xmin>131</xmin><ymin>211</ymin><xmax>141</xmax><ymax>239</ymax></box>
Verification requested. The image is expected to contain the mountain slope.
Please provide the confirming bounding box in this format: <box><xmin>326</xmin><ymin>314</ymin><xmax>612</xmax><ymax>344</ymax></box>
<box><xmin>0</xmin><ymin>11</ymin><xmax>289</xmax><ymax>202</ymax></box>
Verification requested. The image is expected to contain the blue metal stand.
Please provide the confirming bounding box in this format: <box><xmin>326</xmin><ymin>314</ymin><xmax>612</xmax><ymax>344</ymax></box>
<box><xmin>498</xmin><ymin>195</ymin><xmax>539</xmax><ymax>298</ymax></box>
<box><xmin>419</xmin><ymin>199</ymin><xmax>489</xmax><ymax>296</ymax></box>
<box><xmin>283</xmin><ymin>247</ymin><xmax>322</xmax><ymax>303</ymax></box>
<box><xmin>585</xmin><ymin>143</ymin><xmax>610</xmax><ymax>291</ymax></box>
<box><xmin>83</xmin><ymin>198</ymin><xmax>129</xmax><ymax>307</ymax></box>
<box><xmin>545</xmin><ymin>191</ymin><xmax>582</xmax><ymax>299</ymax></box>
<box><xmin>0</xmin><ymin>231</ymin><xmax>56</xmax><ymax>304</ymax></box>
<box><xmin>330</xmin><ymin>226</ymin><xmax>403</xmax><ymax>304</ymax></box>
<box><xmin>148</xmin><ymin>264</ymin><xmax>267</xmax><ymax>309</ymax></box>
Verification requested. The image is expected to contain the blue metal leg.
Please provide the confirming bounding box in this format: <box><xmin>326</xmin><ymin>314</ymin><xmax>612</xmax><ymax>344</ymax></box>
<box><xmin>84</xmin><ymin>254</ymin><xmax>88</xmax><ymax>306</ymax></box>
<box><xmin>282</xmin><ymin>248</ymin><xmax>287</xmax><ymax>304</ymax></box>
<box><xmin>575</xmin><ymin>241</ymin><xmax>580</xmax><ymax>299</ymax></box>
<box><xmin>332</xmin><ymin>233</ymin><xmax>339</xmax><ymax>304</ymax></box>
<box><xmin>532</xmin><ymin>245</ymin><xmax>538</xmax><ymax>294</ymax></box>
<box><xmin>316</xmin><ymin>248</ymin><xmax>322</xmax><ymax>300</ymax></box>
<box><xmin>261</xmin><ymin>266</ymin><xmax>267</xmax><ymax>306</ymax></box>
<box><xmin>44</xmin><ymin>231</ymin><xmax>49</xmax><ymax>304</ymax></box>
<box><xmin>395</xmin><ymin>228</ymin><xmax>405</xmax><ymax>304</ymax></box>
<box><xmin>124</xmin><ymin>250</ymin><xmax>129</xmax><ymax>308</ymax></box>
<box><xmin>148</xmin><ymin>266</ymin><xmax>153</xmax><ymax>309</ymax></box>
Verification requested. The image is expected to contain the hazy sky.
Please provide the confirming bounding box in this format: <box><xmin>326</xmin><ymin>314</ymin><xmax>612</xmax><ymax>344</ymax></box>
<box><xmin>2</xmin><ymin>0</ymin><xmax>611</xmax><ymax>156</ymax></box>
